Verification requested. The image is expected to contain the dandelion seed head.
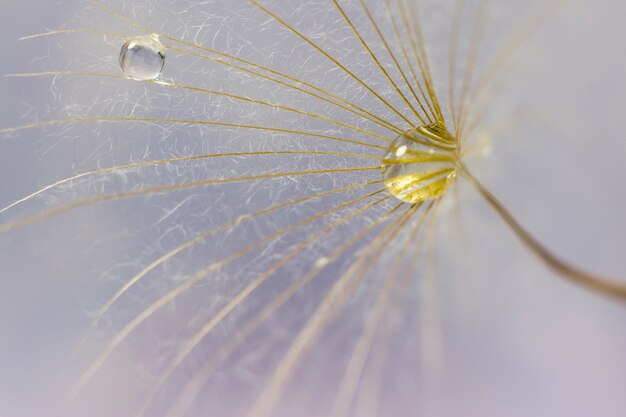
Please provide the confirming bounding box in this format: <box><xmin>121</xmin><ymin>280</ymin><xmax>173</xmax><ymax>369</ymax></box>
<box><xmin>2</xmin><ymin>1</ymin><xmax>626</xmax><ymax>417</ymax></box>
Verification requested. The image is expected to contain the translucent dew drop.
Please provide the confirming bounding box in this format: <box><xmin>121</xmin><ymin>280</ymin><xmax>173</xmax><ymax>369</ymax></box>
<box><xmin>119</xmin><ymin>34</ymin><xmax>166</xmax><ymax>81</ymax></box>
<box><xmin>382</xmin><ymin>122</ymin><xmax>458</xmax><ymax>204</ymax></box>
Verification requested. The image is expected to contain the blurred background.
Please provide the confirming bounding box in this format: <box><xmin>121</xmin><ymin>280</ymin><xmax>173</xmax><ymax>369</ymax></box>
<box><xmin>1</xmin><ymin>1</ymin><xmax>625</xmax><ymax>417</ymax></box>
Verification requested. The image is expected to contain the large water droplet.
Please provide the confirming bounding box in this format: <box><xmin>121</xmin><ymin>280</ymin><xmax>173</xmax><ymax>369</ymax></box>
<box><xmin>119</xmin><ymin>34</ymin><xmax>165</xmax><ymax>81</ymax></box>
<box><xmin>382</xmin><ymin>122</ymin><xmax>458</xmax><ymax>203</ymax></box>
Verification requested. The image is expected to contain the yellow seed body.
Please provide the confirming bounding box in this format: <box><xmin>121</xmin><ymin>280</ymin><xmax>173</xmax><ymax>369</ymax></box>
<box><xmin>382</xmin><ymin>122</ymin><xmax>458</xmax><ymax>203</ymax></box>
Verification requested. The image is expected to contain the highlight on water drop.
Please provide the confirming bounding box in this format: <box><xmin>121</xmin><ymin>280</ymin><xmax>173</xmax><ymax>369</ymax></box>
<box><xmin>119</xmin><ymin>33</ymin><xmax>165</xmax><ymax>81</ymax></box>
<box><xmin>381</xmin><ymin>122</ymin><xmax>458</xmax><ymax>204</ymax></box>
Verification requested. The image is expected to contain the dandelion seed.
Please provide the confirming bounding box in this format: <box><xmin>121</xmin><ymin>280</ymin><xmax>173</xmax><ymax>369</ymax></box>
<box><xmin>2</xmin><ymin>0</ymin><xmax>626</xmax><ymax>417</ymax></box>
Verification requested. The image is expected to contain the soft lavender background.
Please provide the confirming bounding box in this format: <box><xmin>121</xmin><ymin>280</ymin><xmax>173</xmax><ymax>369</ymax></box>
<box><xmin>1</xmin><ymin>1</ymin><xmax>625</xmax><ymax>417</ymax></box>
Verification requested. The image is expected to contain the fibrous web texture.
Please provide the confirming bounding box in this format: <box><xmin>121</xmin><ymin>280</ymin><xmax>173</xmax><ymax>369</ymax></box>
<box><xmin>1</xmin><ymin>1</ymin><xmax>626</xmax><ymax>417</ymax></box>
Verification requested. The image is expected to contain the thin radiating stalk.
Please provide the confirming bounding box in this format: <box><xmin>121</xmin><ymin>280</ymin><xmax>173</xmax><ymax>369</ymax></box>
<box><xmin>448</xmin><ymin>0</ymin><xmax>464</xmax><ymax>134</ymax></box>
<box><xmin>136</xmin><ymin>193</ymin><xmax>394</xmax><ymax>417</ymax></box>
<box><xmin>0</xmin><ymin>150</ymin><xmax>379</xmax><ymax>216</ymax></box>
<box><xmin>166</xmin><ymin>44</ymin><xmax>404</xmax><ymax>134</ymax></box>
<box><xmin>70</xmin><ymin>179</ymin><xmax>384</xmax><ymax>362</ymax></box>
<box><xmin>460</xmin><ymin>164</ymin><xmax>626</xmax><ymax>302</ymax></box>
<box><xmin>0</xmin><ymin>166</ymin><xmax>380</xmax><ymax>234</ymax></box>
<box><xmin>86</xmin><ymin>0</ymin><xmax>405</xmax><ymax>134</ymax></box>
<box><xmin>0</xmin><ymin>113</ymin><xmax>386</xmax><ymax>151</ymax></box>
<box><xmin>70</xmin><ymin>188</ymin><xmax>389</xmax><ymax>398</ymax></box>
<box><xmin>5</xmin><ymin>71</ymin><xmax>392</xmax><ymax>143</ymax></box>
<box><xmin>355</xmin><ymin>200</ymin><xmax>442</xmax><ymax>417</ymax></box>
<box><xmin>458</xmin><ymin>0</ymin><xmax>562</xmax><ymax>140</ymax></box>
<box><xmin>332</xmin><ymin>0</ymin><xmax>426</xmax><ymax>125</ymax></box>
<box><xmin>358</xmin><ymin>0</ymin><xmax>433</xmax><ymax>123</ymax></box>
<box><xmin>249</xmin><ymin>0</ymin><xmax>417</xmax><ymax>129</ymax></box>
<box><xmin>383</xmin><ymin>0</ymin><xmax>438</xmax><ymax>122</ymax></box>
<box><xmin>165</xmin><ymin>202</ymin><xmax>410</xmax><ymax>417</ymax></box>
<box><xmin>245</xmin><ymin>203</ymin><xmax>424</xmax><ymax>417</ymax></box>
<box><xmin>18</xmin><ymin>28</ymin><xmax>125</xmax><ymax>41</ymax></box>
<box><xmin>396</xmin><ymin>0</ymin><xmax>444</xmax><ymax>122</ymax></box>
<box><xmin>330</xmin><ymin>200</ymin><xmax>435</xmax><ymax>417</ymax></box>
<box><xmin>455</xmin><ymin>0</ymin><xmax>492</xmax><ymax>133</ymax></box>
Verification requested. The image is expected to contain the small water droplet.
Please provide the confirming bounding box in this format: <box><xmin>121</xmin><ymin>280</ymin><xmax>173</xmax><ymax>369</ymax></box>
<box><xmin>382</xmin><ymin>122</ymin><xmax>458</xmax><ymax>204</ymax></box>
<box><xmin>119</xmin><ymin>34</ymin><xmax>165</xmax><ymax>81</ymax></box>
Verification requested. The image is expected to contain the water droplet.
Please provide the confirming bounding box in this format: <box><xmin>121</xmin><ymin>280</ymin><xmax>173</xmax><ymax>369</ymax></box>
<box><xmin>382</xmin><ymin>122</ymin><xmax>458</xmax><ymax>204</ymax></box>
<box><xmin>119</xmin><ymin>34</ymin><xmax>165</xmax><ymax>81</ymax></box>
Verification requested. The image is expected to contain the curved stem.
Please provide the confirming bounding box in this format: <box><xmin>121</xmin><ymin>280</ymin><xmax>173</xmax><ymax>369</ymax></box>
<box><xmin>460</xmin><ymin>163</ymin><xmax>626</xmax><ymax>302</ymax></box>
